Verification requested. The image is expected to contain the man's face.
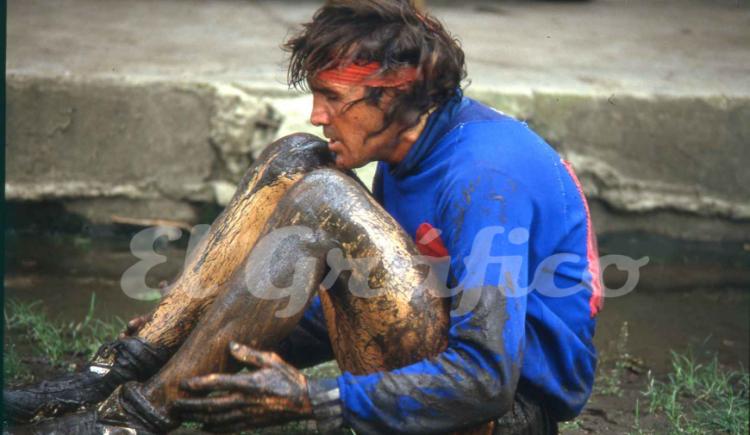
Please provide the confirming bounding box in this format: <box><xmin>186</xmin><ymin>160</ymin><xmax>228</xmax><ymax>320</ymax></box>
<box><xmin>308</xmin><ymin>78</ymin><xmax>400</xmax><ymax>169</ymax></box>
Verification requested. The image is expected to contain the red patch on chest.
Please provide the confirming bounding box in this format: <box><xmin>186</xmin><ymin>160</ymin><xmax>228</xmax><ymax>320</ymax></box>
<box><xmin>415</xmin><ymin>222</ymin><xmax>449</xmax><ymax>258</ymax></box>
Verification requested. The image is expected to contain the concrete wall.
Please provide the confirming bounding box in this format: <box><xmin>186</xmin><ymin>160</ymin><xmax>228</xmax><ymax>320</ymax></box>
<box><xmin>6</xmin><ymin>77</ymin><xmax>282</xmax><ymax>223</ymax></box>
<box><xmin>474</xmin><ymin>90</ymin><xmax>750</xmax><ymax>241</ymax></box>
<box><xmin>6</xmin><ymin>76</ymin><xmax>749</xmax><ymax>241</ymax></box>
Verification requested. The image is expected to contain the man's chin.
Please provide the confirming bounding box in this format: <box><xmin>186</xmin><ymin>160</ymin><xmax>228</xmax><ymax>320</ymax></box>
<box><xmin>337</xmin><ymin>160</ymin><xmax>369</xmax><ymax>171</ymax></box>
<box><xmin>332</xmin><ymin>155</ymin><xmax>357</xmax><ymax>170</ymax></box>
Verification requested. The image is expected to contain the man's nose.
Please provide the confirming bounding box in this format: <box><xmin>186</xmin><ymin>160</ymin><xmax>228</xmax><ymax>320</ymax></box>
<box><xmin>310</xmin><ymin>96</ymin><xmax>330</xmax><ymax>126</ymax></box>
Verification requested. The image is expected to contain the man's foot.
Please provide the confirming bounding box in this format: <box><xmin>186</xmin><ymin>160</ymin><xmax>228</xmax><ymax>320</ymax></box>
<box><xmin>97</xmin><ymin>382</ymin><xmax>177</xmax><ymax>434</ymax></box>
<box><xmin>4</xmin><ymin>383</ymin><xmax>175</xmax><ymax>435</ymax></box>
<box><xmin>2</xmin><ymin>409</ymin><xmax>154</xmax><ymax>435</ymax></box>
<box><xmin>3</xmin><ymin>337</ymin><xmax>169</xmax><ymax>423</ymax></box>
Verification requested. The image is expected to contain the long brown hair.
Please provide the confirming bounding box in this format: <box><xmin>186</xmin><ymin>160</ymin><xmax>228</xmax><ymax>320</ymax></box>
<box><xmin>285</xmin><ymin>0</ymin><xmax>466</xmax><ymax>138</ymax></box>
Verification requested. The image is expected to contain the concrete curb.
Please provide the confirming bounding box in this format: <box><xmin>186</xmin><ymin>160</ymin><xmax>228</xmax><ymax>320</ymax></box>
<box><xmin>6</xmin><ymin>74</ymin><xmax>750</xmax><ymax>240</ymax></box>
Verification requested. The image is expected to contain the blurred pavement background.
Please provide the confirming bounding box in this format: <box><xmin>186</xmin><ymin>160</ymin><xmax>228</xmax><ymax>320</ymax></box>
<box><xmin>6</xmin><ymin>0</ymin><xmax>750</xmax><ymax>241</ymax></box>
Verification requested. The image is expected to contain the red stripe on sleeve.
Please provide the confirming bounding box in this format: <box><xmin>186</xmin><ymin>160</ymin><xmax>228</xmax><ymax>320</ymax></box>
<box><xmin>562</xmin><ymin>160</ymin><xmax>603</xmax><ymax>317</ymax></box>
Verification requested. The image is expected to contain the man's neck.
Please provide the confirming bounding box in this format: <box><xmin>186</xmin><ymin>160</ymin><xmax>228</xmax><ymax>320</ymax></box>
<box><xmin>385</xmin><ymin>111</ymin><xmax>431</xmax><ymax>165</ymax></box>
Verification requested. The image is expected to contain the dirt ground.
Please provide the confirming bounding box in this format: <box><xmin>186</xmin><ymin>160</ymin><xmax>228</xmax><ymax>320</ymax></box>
<box><xmin>563</xmin><ymin>363</ymin><xmax>667</xmax><ymax>434</ymax></box>
<box><xmin>4</xmin><ymin>233</ymin><xmax>748</xmax><ymax>434</ymax></box>
<box><xmin>4</xmin><ymin>341</ymin><xmax>743</xmax><ymax>435</ymax></box>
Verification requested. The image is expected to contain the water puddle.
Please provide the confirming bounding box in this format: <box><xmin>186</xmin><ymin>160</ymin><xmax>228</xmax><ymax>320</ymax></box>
<box><xmin>4</xmin><ymin>229</ymin><xmax>749</xmax><ymax>374</ymax></box>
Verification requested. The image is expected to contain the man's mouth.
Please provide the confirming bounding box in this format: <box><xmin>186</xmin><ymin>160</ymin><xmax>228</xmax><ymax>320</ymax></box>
<box><xmin>328</xmin><ymin>138</ymin><xmax>344</xmax><ymax>152</ymax></box>
<box><xmin>327</xmin><ymin>139</ymin><xmax>347</xmax><ymax>167</ymax></box>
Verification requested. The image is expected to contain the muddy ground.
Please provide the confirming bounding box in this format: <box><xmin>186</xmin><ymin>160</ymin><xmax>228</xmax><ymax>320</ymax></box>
<box><xmin>4</xmin><ymin>229</ymin><xmax>749</xmax><ymax>434</ymax></box>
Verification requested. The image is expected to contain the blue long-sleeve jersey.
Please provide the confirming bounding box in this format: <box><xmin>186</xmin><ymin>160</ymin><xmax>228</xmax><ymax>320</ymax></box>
<box><xmin>297</xmin><ymin>92</ymin><xmax>601</xmax><ymax>433</ymax></box>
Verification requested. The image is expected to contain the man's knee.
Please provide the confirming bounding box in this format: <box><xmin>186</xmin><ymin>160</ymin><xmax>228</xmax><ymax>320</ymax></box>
<box><xmin>230</xmin><ymin>134</ymin><xmax>337</xmax><ymax>204</ymax></box>
<box><xmin>251</xmin><ymin>134</ymin><xmax>337</xmax><ymax>181</ymax></box>
<box><xmin>278</xmin><ymin>168</ymin><xmax>371</xmax><ymax>219</ymax></box>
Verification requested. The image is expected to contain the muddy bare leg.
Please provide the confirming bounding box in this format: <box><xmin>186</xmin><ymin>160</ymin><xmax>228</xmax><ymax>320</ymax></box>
<box><xmin>98</xmin><ymin>168</ymin><xmax>450</xmax><ymax>431</ymax></box>
<box><xmin>135</xmin><ymin>133</ymin><xmax>337</xmax><ymax>352</ymax></box>
<box><xmin>275</xmin><ymin>170</ymin><xmax>493</xmax><ymax>434</ymax></box>
<box><xmin>168</xmin><ymin>170</ymin><xmax>495</xmax><ymax>434</ymax></box>
<box><xmin>2</xmin><ymin>134</ymin><xmax>336</xmax><ymax>424</ymax></box>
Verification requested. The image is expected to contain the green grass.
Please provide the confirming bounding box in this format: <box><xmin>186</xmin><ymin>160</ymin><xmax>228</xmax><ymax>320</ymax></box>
<box><xmin>599</xmin><ymin>321</ymin><xmax>645</xmax><ymax>397</ymax></box>
<box><xmin>3</xmin><ymin>343</ymin><xmax>31</xmax><ymax>383</ymax></box>
<box><xmin>640</xmin><ymin>351</ymin><xmax>749</xmax><ymax>435</ymax></box>
<box><xmin>559</xmin><ymin>419</ymin><xmax>584</xmax><ymax>431</ymax></box>
<box><xmin>4</xmin><ymin>294</ymin><xmax>125</xmax><ymax>380</ymax></box>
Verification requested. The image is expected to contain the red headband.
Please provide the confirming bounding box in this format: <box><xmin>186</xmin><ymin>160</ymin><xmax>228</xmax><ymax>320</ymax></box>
<box><xmin>316</xmin><ymin>62</ymin><xmax>418</xmax><ymax>87</ymax></box>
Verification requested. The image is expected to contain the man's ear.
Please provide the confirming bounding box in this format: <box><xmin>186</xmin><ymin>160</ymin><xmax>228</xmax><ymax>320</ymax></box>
<box><xmin>401</xmin><ymin>111</ymin><xmax>430</xmax><ymax>144</ymax></box>
<box><xmin>377</xmin><ymin>87</ymin><xmax>400</xmax><ymax>111</ymax></box>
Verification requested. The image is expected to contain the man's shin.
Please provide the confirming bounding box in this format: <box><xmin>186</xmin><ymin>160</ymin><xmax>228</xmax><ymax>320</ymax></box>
<box><xmin>3</xmin><ymin>134</ymin><xmax>336</xmax><ymax>427</ymax></box>
<box><xmin>135</xmin><ymin>133</ymin><xmax>336</xmax><ymax>351</ymax></box>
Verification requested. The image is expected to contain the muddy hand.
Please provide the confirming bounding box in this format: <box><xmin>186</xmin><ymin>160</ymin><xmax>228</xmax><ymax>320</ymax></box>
<box><xmin>119</xmin><ymin>279</ymin><xmax>168</xmax><ymax>339</ymax></box>
<box><xmin>118</xmin><ymin>313</ymin><xmax>151</xmax><ymax>339</ymax></box>
<box><xmin>173</xmin><ymin>341</ymin><xmax>313</xmax><ymax>432</ymax></box>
